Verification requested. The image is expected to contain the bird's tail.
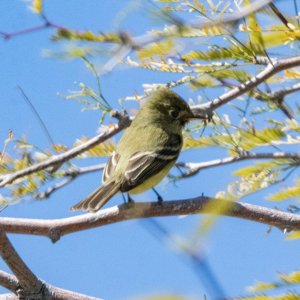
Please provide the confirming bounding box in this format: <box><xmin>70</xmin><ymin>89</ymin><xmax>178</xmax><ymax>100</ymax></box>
<box><xmin>71</xmin><ymin>180</ymin><xmax>120</xmax><ymax>212</ymax></box>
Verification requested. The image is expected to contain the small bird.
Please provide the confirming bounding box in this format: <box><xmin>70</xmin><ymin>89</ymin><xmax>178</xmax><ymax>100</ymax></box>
<box><xmin>71</xmin><ymin>88</ymin><xmax>206</xmax><ymax>212</ymax></box>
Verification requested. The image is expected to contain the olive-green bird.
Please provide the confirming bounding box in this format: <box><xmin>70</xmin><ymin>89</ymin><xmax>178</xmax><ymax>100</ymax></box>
<box><xmin>71</xmin><ymin>88</ymin><xmax>205</xmax><ymax>212</ymax></box>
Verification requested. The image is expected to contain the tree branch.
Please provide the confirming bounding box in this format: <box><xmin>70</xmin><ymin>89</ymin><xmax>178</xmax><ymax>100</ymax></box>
<box><xmin>0</xmin><ymin>120</ymin><xmax>128</xmax><ymax>188</ymax></box>
<box><xmin>0</xmin><ymin>270</ymin><xmax>101</xmax><ymax>300</ymax></box>
<box><xmin>0</xmin><ymin>231</ymin><xmax>43</xmax><ymax>296</ymax></box>
<box><xmin>0</xmin><ymin>271</ymin><xmax>18</xmax><ymax>294</ymax></box>
<box><xmin>0</xmin><ymin>197</ymin><xmax>299</xmax><ymax>243</ymax></box>
<box><xmin>198</xmin><ymin>56</ymin><xmax>300</xmax><ymax>112</ymax></box>
<box><xmin>177</xmin><ymin>152</ymin><xmax>300</xmax><ymax>178</ymax></box>
<box><xmin>34</xmin><ymin>164</ymin><xmax>106</xmax><ymax>200</ymax></box>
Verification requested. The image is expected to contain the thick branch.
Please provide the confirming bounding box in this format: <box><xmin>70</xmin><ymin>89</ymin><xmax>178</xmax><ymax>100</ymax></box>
<box><xmin>0</xmin><ymin>197</ymin><xmax>299</xmax><ymax>242</ymax></box>
<box><xmin>0</xmin><ymin>270</ymin><xmax>100</xmax><ymax>300</ymax></box>
<box><xmin>0</xmin><ymin>231</ymin><xmax>43</xmax><ymax>295</ymax></box>
<box><xmin>0</xmin><ymin>271</ymin><xmax>18</xmax><ymax>293</ymax></box>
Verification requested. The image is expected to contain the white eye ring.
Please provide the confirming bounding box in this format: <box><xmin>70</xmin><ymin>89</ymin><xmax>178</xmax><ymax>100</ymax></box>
<box><xmin>170</xmin><ymin>110</ymin><xmax>180</xmax><ymax>119</ymax></box>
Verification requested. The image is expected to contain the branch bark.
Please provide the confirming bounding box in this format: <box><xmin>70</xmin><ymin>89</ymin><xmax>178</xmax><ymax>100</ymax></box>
<box><xmin>0</xmin><ymin>270</ymin><xmax>101</xmax><ymax>300</ymax></box>
<box><xmin>0</xmin><ymin>271</ymin><xmax>18</xmax><ymax>293</ymax></box>
<box><xmin>177</xmin><ymin>152</ymin><xmax>300</xmax><ymax>178</ymax></box>
<box><xmin>0</xmin><ymin>231</ymin><xmax>43</xmax><ymax>296</ymax></box>
<box><xmin>198</xmin><ymin>56</ymin><xmax>300</xmax><ymax>112</ymax></box>
<box><xmin>0</xmin><ymin>197</ymin><xmax>299</xmax><ymax>243</ymax></box>
<box><xmin>0</xmin><ymin>120</ymin><xmax>128</xmax><ymax>188</ymax></box>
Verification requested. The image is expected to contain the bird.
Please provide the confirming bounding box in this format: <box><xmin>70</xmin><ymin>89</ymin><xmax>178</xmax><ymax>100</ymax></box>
<box><xmin>71</xmin><ymin>88</ymin><xmax>206</xmax><ymax>212</ymax></box>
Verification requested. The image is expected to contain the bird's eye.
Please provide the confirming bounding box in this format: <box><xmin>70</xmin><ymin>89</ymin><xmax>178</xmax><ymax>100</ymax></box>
<box><xmin>170</xmin><ymin>110</ymin><xmax>180</xmax><ymax>119</ymax></box>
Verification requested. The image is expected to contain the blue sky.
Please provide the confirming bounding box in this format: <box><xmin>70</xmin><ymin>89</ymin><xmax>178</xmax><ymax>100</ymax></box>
<box><xmin>0</xmin><ymin>1</ymin><xmax>299</xmax><ymax>299</ymax></box>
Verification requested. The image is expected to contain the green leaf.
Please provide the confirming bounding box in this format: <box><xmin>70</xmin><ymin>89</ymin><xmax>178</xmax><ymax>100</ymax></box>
<box><xmin>31</xmin><ymin>0</ymin><xmax>43</xmax><ymax>14</ymax></box>
<box><xmin>240</xmin><ymin>293</ymin><xmax>300</xmax><ymax>300</ymax></box>
<box><xmin>74</xmin><ymin>138</ymin><xmax>116</xmax><ymax>157</ymax></box>
<box><xmin>268</xmin><ymin>179</ymin><xmax>300</xmax><ymax>201</ymax></box>
<box><xmin>245</xmin><ymin>0</ymin><xmax>265</xmax><ymax>54</ymax></box>
<box><xmin>234</xmin><ymin>160</ymin><xmax>291</xmax><ymax>177</ymax></box>
<box><xmin>11</xmin><ymin>177</ymin><xmax>37</xmax><ymax>197</ymax></box>
<box><xmin>238</xmin><ymin>127</ymin><xmax>285</xmax><ymax>151</ymax></box>
<box><xmin>249</xmin><ymin>281</ymin><xmax>279</xmax><ymax>292</ymax></box>
<box><xmin>137</xmin><ymin>39</ymin><xmax>175</xmax><ymax>60</ymax></box>
<box><xmin>183</xmin><ymin>45</ymin><xmax>254</xmax><ymax>61</ymax></box>
<box><xmin>189</xmin><ymin>75</ymin><xmax>218</xmax><ymax>89</ymax></box>
<box><xmin>286</xmin><ymin>231</ymin><xmax>300</xmax><ymax>240</ymax></box>
<box><xmin>279</xmin><ymin>271</ymin><xmax>300</xmax><ymax>284</ymax></box>
<box><xmin>209</xmin><ymin>69</ymin><xmax>250</xmax><ymax>82</ymax></box>
<box><xmin>53</xmin><ymin>29</ymin><xmax>122</xmax><ymax>43</ymax></box>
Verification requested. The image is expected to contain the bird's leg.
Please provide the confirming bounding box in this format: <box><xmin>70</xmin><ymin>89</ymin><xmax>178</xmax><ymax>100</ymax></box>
<box><xmin>121</xmin><ymin>193</ymin><xmax>127</xmax><ymax>204</ymax></box>
<box><xmin>122</xmin><ymin>193</ymin><xmax>134</xmax><ymax>207</ymax></box>
<box><xmin>127</xmin><ymin>193</ymin><xmax>135</xmax><ymax>204</ymax></box>
<box><xmin>152</xmin><ymin>188</ymin><xmax>163</xmax><ymax>204</ymax></box>
<box><xmin>124</xmin><ymin>193</ymin><xmax>135</xmax><ymax>208</ymax></box>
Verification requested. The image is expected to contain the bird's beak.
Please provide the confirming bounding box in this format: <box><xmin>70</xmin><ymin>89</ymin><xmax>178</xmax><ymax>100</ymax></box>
<box><xmin>186</xmin><ymin>108</ymin><xmax>208</xmax><ymax>121</ymax></box>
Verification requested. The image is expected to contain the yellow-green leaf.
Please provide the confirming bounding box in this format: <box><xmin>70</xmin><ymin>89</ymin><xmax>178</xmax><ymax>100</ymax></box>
<box><xmin>32</xmin><ymin>0</ymin><xmax>43</xmax><ymax>14</ymax></box>
<box><xmin>245</xmin><ymin>0</ymin><xmax>265</xmax><ymax>54</ymax></box>
<box><xmin>137</xmin><ymin>39</ymin><xmax>175</xmax><ymax>60</ymax></box>
<box><xmin>239</xmin><ymin>127</ymin><xmax>285</xmax><ymax>150</ymax></box>
<box><xmin>53</xmin><ymin>144</ymin><xmax>69</xmax><ymax>153</ymax></box>
<box><xmin>12</xmin><ymin>178</ymin><xmax>37</xmax><ymax>196</ymax></box>
<box><xmin>268</xmin><ymin>180</ymin><xmax>300</xmax><ymax>201</ymax></box>
<box><xmin>249</xmin><ymin>281</ymin><xmax>278</xmax><ymax>292</ymax></box>
<box><xmin>240</xmin><ymin>292</ymin><xmax>300</xmax><ymax>300</ymax></box>
<box><xmin>286</xmin><ymin>231</ymin><xmax>300</xmax><ymax>240</ymax></box>
<box><xmin>279</xmin><ymin>271</ymin><xmax>300</xmax><ymax>284</ymax></box>
<box><xmin>183</xmin><ymin>45</ymin><xmax>253</xmax><ymax>61</ymax></box>
<box><xmin>74</xmin><ymin>138</ymin><xmax>116</xmax><ymax>157</ymax></box>
<box><xmin>53</xmin><ymin>29</ymin><xmax>122</xmax><ymax>43</ymax></box>
<box><xmin>285</xmin><ymin>69</ymin><xmax>300</xmax><ymax>79</ymax></box>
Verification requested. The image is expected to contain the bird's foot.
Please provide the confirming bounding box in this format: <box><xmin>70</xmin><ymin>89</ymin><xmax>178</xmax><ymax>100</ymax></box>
<box><xmin>126</xmin><ymin>193</ymin><xmax>135</xmax><ymax>208</ymax></box>
<box><xmin>152</xmin><ymin>188</ymin><xmax>163</xmax><ymax>205</ymax></box>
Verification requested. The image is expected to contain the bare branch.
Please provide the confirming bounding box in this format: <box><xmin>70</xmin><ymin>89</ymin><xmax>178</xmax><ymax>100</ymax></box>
<box><xmin>34</xmin><ymin>177</ymin><xmax>75</xmax><ymax>200</ymax></box>
<box><xmin>0</xmin><ymin>271</ymin><xmax>18</xmax><ymax>293</ymax></box>
<box><xmin>0</xmin><ymin>119</ymin><xmax>129</xmax><ymax>188</ymax></box>
<box><xmin>0</xmin><ymin>270</ymin><xmax>101</xmax><ymax>300</ymax></box>
<box><xmin>197</xmin><ymin>56</ymin><xmax>300</xmax><ymax>112</ymax></box>
<box><xmin>216</xmin><ymin>78</ymin><xmax>294</xmax><ymax>119</ymax></box>
<box><xmin>177</xmin><ymin>152</ymin><xmax>300</xmax><ymax>178</ymax></box>
<box><xmin>271</xmin><ymin>82</ymin><xmax>300</xmax><ymax>99</ymax></box>
<box><xmin>0</xmin><ymin>197</ymin><xmax>299</xmax><ymax>243</ymax></box>
<box><xmin>0</xmin><ymin>231</ymin><xmax>43</xmax><ymax>295</ymax></box>
<box><xmin>34</xmin><ymin>164</ymin><xmax>106</xmax><ymax>200</ymax></box>
<box><xmin>62</xmin><ymin>164</ymin><xmax>106</xmax><ymax>177</ymax></box>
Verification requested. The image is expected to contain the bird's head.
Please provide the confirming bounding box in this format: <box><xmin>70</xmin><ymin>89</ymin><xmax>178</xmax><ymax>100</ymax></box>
<box><xmin>140</xmin><ymin>88</ymin><xmax>206</xmax><ymax>129</ymax></box>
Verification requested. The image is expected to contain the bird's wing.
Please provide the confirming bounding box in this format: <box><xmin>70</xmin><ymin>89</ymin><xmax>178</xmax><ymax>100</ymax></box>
<box><xmin>120</xmin><ymin>147</ymin><xmax>180</xmax><ymax>192</ymax></box>
<box><xmin>102</xmin><ymin>152</ymin><xmax>120</xmax><ymax>183</ymax></box>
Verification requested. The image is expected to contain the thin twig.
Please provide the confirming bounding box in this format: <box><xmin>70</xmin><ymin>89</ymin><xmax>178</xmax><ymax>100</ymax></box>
<box><xmin>177</xmin><ymin>152</ymin><xmax>300</xmax><ymax>178</ymax></box>
<box><xmin>17</xmin><ymin>86</ymin><xmax>56</xmax><ymax>148</ymax></box>
<box><xmin>0</xmin><ymin>119</ymin><xmax>129</xmax><ymax>188</ymax></box>
<box><xmin>34</xmin><ymin>164</ymin><xmax>106</xmax><ymax>200</ymax></box>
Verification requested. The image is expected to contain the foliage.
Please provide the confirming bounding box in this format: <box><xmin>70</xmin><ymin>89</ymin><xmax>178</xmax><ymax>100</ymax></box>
<box><xmin>1</xmin><ymin>0</ymin><xmax>300</xmax><ymax>299</ymax></box>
